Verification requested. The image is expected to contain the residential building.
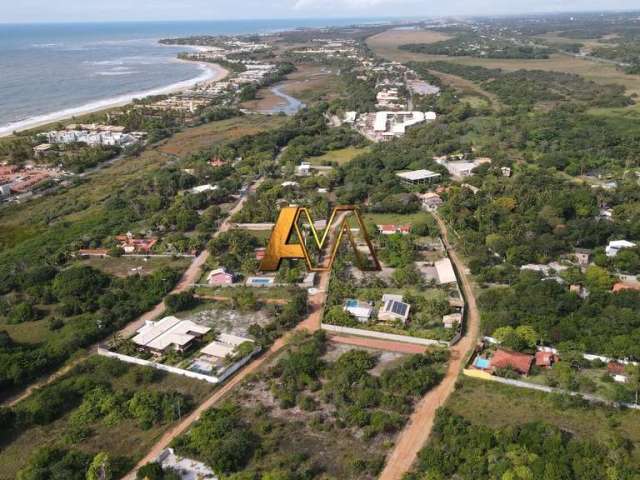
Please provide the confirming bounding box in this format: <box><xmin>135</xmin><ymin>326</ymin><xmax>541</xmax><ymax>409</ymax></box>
<box><xmin>299</xmin><ymin>272</ymin><xmax>316</xmax><ymax>289</ymax></box>
<box><xmin>396</xmin><ymin>169</ymin><xmax>441</xmax><ymax>185</ymax></box>
<box><xmin>157</xmin><ymin>448</ymin><xmax>216</xmax><ymax>480</ymax></box>
<box><xmin>434</xmin><ymin>257</ymin><xmax>457</xmax><ymax>285</ymax></box>
<box><xmin>377</xmin><ymin>224</ymin><xmax>411</xmax><ymax>235</ymax></box>
<box><xmin>612</xmin><ymin>282</ymin><xmax>640</xmax><ymax>293</ymax></box>
<box><xmin>442</xmin><ymin>312</ymin><xmax>462</xmax><ymax>329</ymax></box>
<box><xmin>116</xmin><ymin>232</ymin><xmax>157</xmax><ymax>254</ymax></box>
<box><xmin>378</xmin><ymin>294</ymin><xmax>410</xmax><ymax>323</ymax></box>
<box><xmin>420</xmin><ymin>192</ymin><xmax>443</xmax><ymax>210</ymax></box>
<box><xmin>606</xmin><ymin>240</ymin><xmax>637</xmax><ymax>257</ymax></box>
<box><xmin>207</xmin><ymin>267</ymin><xmax>234</xmax><ymax>286</ymax></box>
<box><xmin>344</xmin><ymin>299</ymin><xmax>373</xmax><ymax>322</ymax></box>
<box><xmin>608</xmin><ymin>362</ymin><xmax>629</xmax><ymax>383</ymax></box>
<box><xmin>535</xmin><ymin>351</ymin><xmax>558</xmax><ymax>368</ymax></box>
<box><xmin>490</xmin><ymin>349</ymin><xmax>534</xmax><ymax>376</ymax></box>
<box><xmin>200</xmin><ymin>333</ymin><xmax>254</xmax><ymax>360</ymax></box>
<box><xmin>132</xmin><ymin>316</ymin><xmax>211</xmax><ymax>353</ymax></box>
<box><xmin>296</xmin><ymin>162</ymin><xmax>312</xmax><ymax>176</ymax></box>
<box><xmin>190</xmin><ymin>184</ymin><xmax>218</xmax><ymax>194</ymax></box>
<box><xmin>574</xmin><ymin>248</ymin><xmax>591</xmax><ymax>266</ymax></box>
<box><xmin>0</xmin><ymin>184</ymin><xmax>11</xmax><ymax>197</ymax></box>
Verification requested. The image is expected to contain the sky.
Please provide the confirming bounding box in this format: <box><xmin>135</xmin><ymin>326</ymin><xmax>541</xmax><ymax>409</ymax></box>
<box><xmin>1</xmin><ymin>0</ymin><xmax>639</xmax><ymax>23</ymax></box>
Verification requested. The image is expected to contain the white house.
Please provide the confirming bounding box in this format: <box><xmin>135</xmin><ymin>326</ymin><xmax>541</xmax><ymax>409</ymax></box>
<box><xmin>132</xmin><ymin>316</ymin><xmax>211</xmax><ymax>353</ymax></box>
<box><xmin>396</xmin><ymin>169</ymin><xmax>441</xmax><ymax>185</ymax></box>
<box><xmin>378</xmin><ymin>294</ymin><xmax>410</xmax><ymax>324</ymax></box>
<box><xmin>344</xmin><ymin>299</ymin><xmax>373</xmax><ymax>322</ymax></box>
<box><xmin>606</xmin><ymin>240</ymin><xmax>637</xmax><ymax>257</ymax></box>
<box><xmin>435</xmin><ymin>258</ymin><xmax>457</xmax><ymax>285</ymax></box>
<box><xmin>443</xmin><ymin>312</ymin><xmax>462</xmax><ymax>329</ymax></box>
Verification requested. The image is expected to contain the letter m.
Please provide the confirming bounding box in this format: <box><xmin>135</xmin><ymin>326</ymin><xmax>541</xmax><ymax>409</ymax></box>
<box><xmin>259</xmin><ymin>206</ymin><xmax>380</xmax><ymax>272</ymax></box>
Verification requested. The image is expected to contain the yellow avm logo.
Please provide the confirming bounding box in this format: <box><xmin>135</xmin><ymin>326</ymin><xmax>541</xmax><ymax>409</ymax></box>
<box><xmin>260</xmin><ymin>206</ymin><xmax>381</xmax><ymax>272</ymax></box>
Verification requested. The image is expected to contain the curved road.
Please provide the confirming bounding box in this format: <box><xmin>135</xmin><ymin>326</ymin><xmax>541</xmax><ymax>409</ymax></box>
<box><xmin>378</xmin><ymin>212</ymin><xmax>480</xmax><ymax>480</ymax></box>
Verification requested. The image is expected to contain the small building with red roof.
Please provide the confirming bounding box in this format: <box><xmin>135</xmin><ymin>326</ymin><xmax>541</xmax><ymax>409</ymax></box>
<box><xmin>490</xmin><ymin>349</ymin><xmax>534</xmax><ymax>376</ymax></box>
<box><xmin>535</xmin><ymin>351</ymin><xmax>557</xmax><ymax>368</ymax></box>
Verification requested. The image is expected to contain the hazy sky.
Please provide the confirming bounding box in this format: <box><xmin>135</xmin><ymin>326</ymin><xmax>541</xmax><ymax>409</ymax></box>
<box><xmin>2</xmin><ymin>0</ymin><xmax>639</xmax><ymax>23</ymax></box>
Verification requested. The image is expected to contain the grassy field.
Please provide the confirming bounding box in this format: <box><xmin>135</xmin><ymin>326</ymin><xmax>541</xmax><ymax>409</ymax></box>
<box><xmin>367</xmin><ymin>29</ymin><xmax>640</xmax><ymax>97</ymax></box>
<box><xmin>74</xmin><ymin>255</ymin><xmax>193</xmax><ymax>278</ymax></box>
<box><xmin>0</xmin><ymin>115</ymin><xmax>276</xmax><ymax>253</ymax></box>
<box><xmin>0</xmin><ymin>357</ymin><xmax>215</xmax><ymax>480</ymax></box>
<box><xmin>448</xmin><ymin>377</ymin><xmax>640</xmax><ymax>456</ymax></box>
<box><xmin>307</xmin><ymin>146</ymin><xmax>370</xmax><ymax>166</ymax></box>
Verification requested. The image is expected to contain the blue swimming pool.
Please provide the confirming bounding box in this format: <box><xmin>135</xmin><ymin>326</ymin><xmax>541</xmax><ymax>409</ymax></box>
<box><xmin>474</xmin><ymin>357</ymin><xmax>490</xmax><ymax>369</ymax></box>
<box><xmin>345</xmin><ymin>299</ymin><xmax>358</xmax><ymax>307</ymax></box>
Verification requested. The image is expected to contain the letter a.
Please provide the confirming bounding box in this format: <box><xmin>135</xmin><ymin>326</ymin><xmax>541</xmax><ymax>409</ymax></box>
<box><xmin>259</xmin><ymin>207</ymin><xmax>306</xmax><ymax>271</ymax></box>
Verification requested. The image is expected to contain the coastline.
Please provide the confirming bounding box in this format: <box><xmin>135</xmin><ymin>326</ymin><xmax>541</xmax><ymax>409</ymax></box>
<box><xmin>0</xmin><ymin>60</ymin><xmax>229</xmax><ymax>138</ymax></box>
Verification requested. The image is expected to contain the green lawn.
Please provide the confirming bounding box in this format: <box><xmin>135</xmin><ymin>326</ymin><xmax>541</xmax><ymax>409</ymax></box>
<box><xmin>74</xmin><ymin>255</ymin><xmax>193</xmax><ymax>278</ymax></box>
<box><xmin>307</xmin><ymin>146</ymin><xmax>370</xmax><ymax>166</ymax></box>
<box><xmin>448</xmin><ymin>377</ymin><xmax>640</xmax><ymax>455</ymax></box>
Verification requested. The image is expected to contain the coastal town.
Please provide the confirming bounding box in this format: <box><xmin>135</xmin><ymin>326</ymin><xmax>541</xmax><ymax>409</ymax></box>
<box><xmin>2</xmin><ymin>10</ymin><xmax>640</xmax><ymax>480</ymax></box>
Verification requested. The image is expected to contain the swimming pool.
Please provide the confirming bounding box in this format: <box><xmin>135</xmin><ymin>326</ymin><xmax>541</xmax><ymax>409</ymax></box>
<box><xmin>474</xmin><ymin>357</ymin><xmax>490</xmax><ymax>369</ymax></box>
<box><xmin>345</xmin><ymin>299</ymin><xmax>358</xmax><ymax>307</ymax></box>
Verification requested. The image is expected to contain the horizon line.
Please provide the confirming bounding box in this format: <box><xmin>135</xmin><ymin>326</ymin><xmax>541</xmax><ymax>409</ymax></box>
<box><xmin>1</xmin><ymin>9</ymin><xmax>640</xmax><ymax>26</ymax></box>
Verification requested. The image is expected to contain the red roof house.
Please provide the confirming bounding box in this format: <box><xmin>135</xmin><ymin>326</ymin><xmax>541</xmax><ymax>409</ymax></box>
<box><xmin>608</xmin><ymin>361</ymin><xmax>626</xmax><ymax>375</ymax></box>
<box><xmin>490</xmin><ymin>349</ymin><xmax>534</xmax><ymax>376</ymax></box>
<box><xmin>535</xmin><ymin>351</ymin><xmax>557</xmax><ymax>368</ymax></box>
<box><xmin>612</xmin><ymin>282</ymin><xmax>640</xmax><ymax>293</ymax></box>
<box><xmin>255</xmin><ymin>248</ymin><xmax>266</xmax><ymax>261</ymax></box>
<box><xmin>377</xmin><ymin>224</ymin><xmax>411</xmax><ymax>235</ymax></box>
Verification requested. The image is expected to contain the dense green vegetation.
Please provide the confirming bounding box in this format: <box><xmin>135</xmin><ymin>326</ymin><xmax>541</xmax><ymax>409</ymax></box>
<box><xmin>426</xmin><ymin>61</ymin><xmax>632</xmax><ymax>109</ymax></box>
<box><xmin>401</xmin><ymin>33</ymin><xmax>554</xmax><ymax>59</ymax></box>
<box><xmin>0</xmin><ymin>266</ymin><xmax>179</xmax><ymax>396</ymax></box>
<box><xmin>0</xmin><ymin>356</ymin><xmax>212</xmax><ymax>479</ymax></box>
<box><xmin>408</xmin><ymin>408</ymin><xmax>640</xmax><ymax>480</ymax></box>
<box><xmin>170</xmin><ymin>332</ymin><xmax>447</xmax><ymax>479</ymax></box>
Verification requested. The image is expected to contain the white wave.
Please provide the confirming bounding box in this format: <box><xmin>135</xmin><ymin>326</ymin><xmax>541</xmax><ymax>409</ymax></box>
<box><xmin>0</xmin><ymin>62</ymin><xmax>227</xmax><ymax>138</ymax></box>
<box><xmin>31</xmin><ymin>43</ymin><xmax>60</xmax><ymax>48</ymax></box>
<box><xmin>95</xmin><ymin>70</ymin><xmax>138</xmax><ymax>77</ymax></box>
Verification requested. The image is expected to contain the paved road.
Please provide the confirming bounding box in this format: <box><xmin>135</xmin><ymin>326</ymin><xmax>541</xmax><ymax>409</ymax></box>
<box><xmin>378</xmin><ymin>212</ymin><xmax>480</xmax><ymax>480</ymax></box>
<box><xmin>1</xmin><ymin>179</ymin><xmax>262</xmax><ymax>408</ymax></box>
<box><xmin>122</xmin><ymin>271</ymin><xmax>330</xmax><ymax>479</ymax></box>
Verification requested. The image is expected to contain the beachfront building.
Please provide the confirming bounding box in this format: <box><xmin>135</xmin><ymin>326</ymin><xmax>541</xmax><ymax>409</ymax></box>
<box><xmin>46</xmin><ymin>124</ymin><xmax>143</xmax><ymax>147</ymax></box>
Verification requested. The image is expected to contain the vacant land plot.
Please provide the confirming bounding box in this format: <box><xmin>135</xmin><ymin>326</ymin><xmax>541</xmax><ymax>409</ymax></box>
<box><xmin>307</xmin><ymin>146</ymin><xmax>370</xmax><ymax>166</ymax></box>
<box><xmin>367</xmin><ymin>29</ymin><xmax>452</xmax><ymax>59</ymax></box>
<box><xmin>158</xmin><ymin>115</ymin><xmax>282</xmax><ymax>157</ymax></box>
<box><xmin>448</xmin><ymin>377</ymin><xmax>640</xmax><ymax>448</ymax></box>
<box><xmin>171</xmin><ymin>333</ymin><xmax>447</xmax><ymax>479</ymax></box>
<box><xmin>76</xmin><ymin>255</ymin><xmax>192</xmax><ymax>278</ymax></box>
<box><xmin>368</xmin><ymin>29</ymin><xmax>640</xmax><ymax>97</ymax></box>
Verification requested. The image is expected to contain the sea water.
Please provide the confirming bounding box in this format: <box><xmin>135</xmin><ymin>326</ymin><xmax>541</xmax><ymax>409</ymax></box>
<box><xmin>0</xmin><ymin>19</ymin><xmax>387</xmax><ymax>134</ymax></box>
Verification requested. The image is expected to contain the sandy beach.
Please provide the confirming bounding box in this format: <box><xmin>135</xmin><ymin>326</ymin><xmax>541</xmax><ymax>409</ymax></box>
<box><xmin>0</xmin><ymin>60</ymin><xmax>229</xmax><ymax>138</ymax></box>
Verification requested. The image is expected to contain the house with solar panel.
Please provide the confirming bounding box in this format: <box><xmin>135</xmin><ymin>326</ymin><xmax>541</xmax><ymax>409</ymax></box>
<box><xmin>378</xmin><ymin>294</ymin><xmax>411</xmax><ymax>324</ymax></box>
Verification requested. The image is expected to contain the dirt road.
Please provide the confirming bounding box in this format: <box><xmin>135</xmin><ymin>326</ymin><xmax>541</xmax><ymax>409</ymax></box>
<box><xmin>377</xmin><ymin>212</ymin><xmax>480</xmax><ymax>480</ymax></box>
<box><xmin>1</xmin><ymin>179</ymin><xmax>262</xmax><ymax>408</ymax></box>
<box><xmin>122</xmin><ymin>271</ymin><xmax>329</xmax><ymax>479</ymax></box>
<box><xmin>328</xmin><ymin>335</ymin><xmax>428</xmax><ymax>355</ymax></box>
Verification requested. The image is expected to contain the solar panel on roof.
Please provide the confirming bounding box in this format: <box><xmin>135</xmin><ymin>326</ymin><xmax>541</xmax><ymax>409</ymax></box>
<box><xmin>389</xmin><ymin>301</ymin><xmax>408</xmax><ymax>316</ymax></box>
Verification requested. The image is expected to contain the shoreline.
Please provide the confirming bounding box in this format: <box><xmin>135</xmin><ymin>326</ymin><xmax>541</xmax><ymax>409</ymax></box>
<box><xmin>0</xmin><ymin>60</ymin><xmax>229</xmax><ymax>138</ymax></box>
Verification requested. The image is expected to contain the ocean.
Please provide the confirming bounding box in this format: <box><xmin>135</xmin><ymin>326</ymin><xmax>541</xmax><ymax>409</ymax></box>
<box><xmin>0</xmin><ymin>19</ymin><xmax>389</xmax><ymax>135</ymax></box>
